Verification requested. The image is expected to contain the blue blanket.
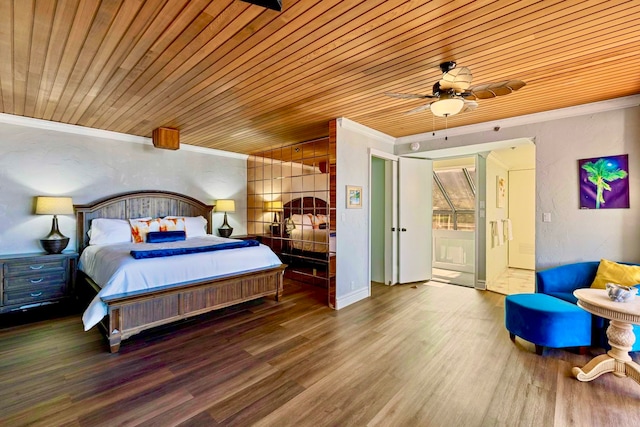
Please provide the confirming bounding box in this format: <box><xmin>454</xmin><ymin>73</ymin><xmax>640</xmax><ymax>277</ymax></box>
<box><xmin>130</xmin><ymin>239</ymin><xmax>260</xmax><ymax>259</ymax></box>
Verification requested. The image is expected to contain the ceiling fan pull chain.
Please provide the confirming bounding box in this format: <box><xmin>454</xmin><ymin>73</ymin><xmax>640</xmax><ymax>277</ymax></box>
<box><xmin>445</xmin><ymin>115</ymin><xmax>449</xmax><ymax>140</ymax></box>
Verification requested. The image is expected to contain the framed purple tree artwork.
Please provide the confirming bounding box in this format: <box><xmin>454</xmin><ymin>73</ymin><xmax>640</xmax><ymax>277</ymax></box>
<box><xmin>579</xmin><ymin>154</ymin><xmax>629</xmax><ymax>209</ymax></box>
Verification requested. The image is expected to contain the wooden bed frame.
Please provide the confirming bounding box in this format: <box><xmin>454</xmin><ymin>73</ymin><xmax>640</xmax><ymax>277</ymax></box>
<box><xmin>283</xmin><ymin>196</ymin><xmax>329</xmax><ymax>219</ymax></box>
<box><xmin>75</xmin><ymin>190</ymin><xmax>285</xmax><ymax>353</ymax></box>
<box><xmin>283</xmin><ymin>197</ymin><xmax>333</xmax><ymax>257</ymax></box>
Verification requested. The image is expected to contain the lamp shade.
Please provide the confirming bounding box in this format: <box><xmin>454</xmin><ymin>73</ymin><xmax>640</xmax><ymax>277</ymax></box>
<box><xmin>430</xmin><ymin>97</ymin><xmax>464</xmax><ymax>117</ymax></box>
<box><xmin>263</xmin><ymin>201</ymin><xmax>283</xmax><ymax>211</ymax></box>
<box><xmin>215</xmin><ymin>199</ymin><xmax>235</xmax><ymax>212</ymax></box>
<box><xmin>35</xmin><ymin>196</ymin><xmax>74</xmax><ymax>215</ymax></box>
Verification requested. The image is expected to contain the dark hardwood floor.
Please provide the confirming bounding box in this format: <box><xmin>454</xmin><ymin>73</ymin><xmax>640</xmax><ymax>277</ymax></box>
<box><xmin>2</xmin><ymin>280</ymin><xmax>640</xmax><ymax>426</ymax></box>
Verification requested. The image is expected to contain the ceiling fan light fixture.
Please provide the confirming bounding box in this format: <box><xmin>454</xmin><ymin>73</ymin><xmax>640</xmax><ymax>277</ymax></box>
<box><xmin>430</xmin><ymin>97</ymin><xmax>464</xmax><ymax>117</ymax></box>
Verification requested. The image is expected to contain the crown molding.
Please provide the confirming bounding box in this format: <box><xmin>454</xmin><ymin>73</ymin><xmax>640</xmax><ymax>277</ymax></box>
<box><xmin>396</xmin><ymin>94</ymin><xmax>640</xmax><ymax>144</ymax></box>
<box><xmin>0</xmin><ymin>113</ymin><xmax>248</xmax><ymax>160</ymax></box>
<box><xmin>337</xmin><ymin>117</ymin><xmax>396</xmax><ymax>145</ymax></box>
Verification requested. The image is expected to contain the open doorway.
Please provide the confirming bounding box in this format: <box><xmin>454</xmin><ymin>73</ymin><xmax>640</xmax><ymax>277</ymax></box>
<box><xmin>485</xmin><ymin>144</ymin><xmax>536</xmax><ymax>294</ymax></box>
<box><xmin>431</xmin><ymin>157</ymin><xmax>477</xmax><ymax>287</ymax></box>
<box><xmin>369</xmin><ymin>151</ymin><xmax>432</xmax><ymax>287</ymax></box>
<box><xmin>371</xmin><ymin>156</ymin><xmax>387</xmax><ymax>285</ymax></box>
<box><xmin>377</xmin><ymin>137</ymin><xmax>534</xmax><ymax>292</ymax></box>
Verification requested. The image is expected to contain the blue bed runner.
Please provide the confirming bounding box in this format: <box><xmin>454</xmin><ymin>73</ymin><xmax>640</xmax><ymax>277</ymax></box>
<box><xmin>130</xmin><ymin>239</ymin><xmax>260</xmax><ymax>259</ymax></box>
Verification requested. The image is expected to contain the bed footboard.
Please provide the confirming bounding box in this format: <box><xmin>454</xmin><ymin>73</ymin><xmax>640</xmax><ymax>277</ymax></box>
<box><xmin>80</xmin><ymin>265</ymin><xmax>285</xmax><ymax>353</ymax></box>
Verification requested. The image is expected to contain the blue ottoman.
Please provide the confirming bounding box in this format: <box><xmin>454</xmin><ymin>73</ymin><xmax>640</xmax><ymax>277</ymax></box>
<box><xmin>505</xmin><ymin>293</ymin><xmax>592</xmax><ymax>355</ymax></box>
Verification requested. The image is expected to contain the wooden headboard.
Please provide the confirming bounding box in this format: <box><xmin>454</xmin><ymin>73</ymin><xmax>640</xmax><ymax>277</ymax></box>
<box><xmin>283</xmin><ymin>197</ymin><xmax>328</xmax><ymax>219</ymax></box>
<box><xmin>74</xmin><ymin>190</ymin><xmax>213</xmax><ymax>253</ymax></box>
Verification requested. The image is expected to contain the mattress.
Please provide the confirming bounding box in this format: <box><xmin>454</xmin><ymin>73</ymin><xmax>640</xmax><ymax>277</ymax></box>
<box><xmin>79</xmin><ymin>236</ymin><xmax>281</xmax><ymax>331</ymax></box>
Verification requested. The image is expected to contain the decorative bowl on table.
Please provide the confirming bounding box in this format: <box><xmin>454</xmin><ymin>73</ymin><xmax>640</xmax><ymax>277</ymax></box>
<box><xmin>605</xmin><ymin>283</ymin><xmax>638</xmax><ymax>302</ymax></box>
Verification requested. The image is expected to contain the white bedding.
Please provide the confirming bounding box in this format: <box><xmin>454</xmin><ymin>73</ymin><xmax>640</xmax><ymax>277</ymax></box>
<box><xmin>79</xmin><ymin>236</ymin><xmax>281</xmax><ymax>331</ymax></box>
<box><xmin>289</xmin><ymin>228</ymin><xmax>336</xmax><ymax>253</ymax></box>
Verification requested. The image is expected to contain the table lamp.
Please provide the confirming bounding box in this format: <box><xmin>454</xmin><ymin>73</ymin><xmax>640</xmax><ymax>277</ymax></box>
<box><xmin>215</xmin><ymin>199</ymin><xmax>235</xmax><ymax>238</ymax></box>
<box><xmin>35</xmin><ymin>196</ymin><xmax>74</xmax><ymax>254</ymax></box>
<box><xmin>263</xmin><ymin>200</ymin><xmax>283</xmax><ymax>223</ymax></box>
<box><xmin>264</xmin><ymin>200</ymin><xmax>283</xmax><ymax>235</ymax></box>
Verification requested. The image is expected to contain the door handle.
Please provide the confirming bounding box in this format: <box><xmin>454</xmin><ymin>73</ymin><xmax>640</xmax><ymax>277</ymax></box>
<box><xmin>401</xmin><ymin>228</ymin><xmax>407</xmax><ymax>232</ymax></box>
<box><xmin>391</xmin><ymin>227</ymin><xmax>396</xmax><ymax>231</ymax></box>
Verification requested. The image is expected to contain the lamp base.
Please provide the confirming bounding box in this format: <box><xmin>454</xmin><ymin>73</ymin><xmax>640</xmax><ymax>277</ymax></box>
<box><xmin>218</xmin><ymin>227</ymin><xmax>233</xmax><ymax>238</ymax></box>
<box><xmin>40</xmin><ymin>238</ymin><xmax>70</xmax><ymax>254</ymax></box>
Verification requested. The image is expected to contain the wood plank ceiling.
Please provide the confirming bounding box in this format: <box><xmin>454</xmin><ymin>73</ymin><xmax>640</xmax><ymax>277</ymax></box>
<box><xmin>1</xmin><ymin>0</ymin><xmax>639</xmax><ymax>154</ymax></box>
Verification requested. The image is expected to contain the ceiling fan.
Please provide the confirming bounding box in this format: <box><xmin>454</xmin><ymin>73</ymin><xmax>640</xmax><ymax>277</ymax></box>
<box><xmin>385</xmin><ymin>62</ymin><xmax>526</xmax><ymax>117</ymax></box>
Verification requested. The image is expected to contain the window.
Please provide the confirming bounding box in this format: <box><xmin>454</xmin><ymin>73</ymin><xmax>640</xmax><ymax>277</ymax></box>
<box><xmin>432</xmin><ymin>167</ymin><xmax>476</xmax><ymax>231</ymax></box>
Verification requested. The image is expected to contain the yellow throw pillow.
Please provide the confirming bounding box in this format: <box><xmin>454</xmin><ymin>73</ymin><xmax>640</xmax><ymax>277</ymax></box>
<box><xmin>590</xmin><ymin>259</ymin><xmax>640</xmax><ymax>289</ymax></box>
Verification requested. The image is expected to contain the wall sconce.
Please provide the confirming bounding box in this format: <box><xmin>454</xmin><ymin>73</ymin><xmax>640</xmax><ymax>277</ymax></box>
<box><xmin>214</xmin><ymin>199</ymin><xmax>235</xmax><ymax>238</ymax></box>
<box><xmin>264</xmin><ymin>200</ymin><xmax>283</xmax><ymax>236</ymax></box>
<box><xmin>35</xmin><ymin>196</ymin><xmax>74</xmax><ymax>254</ymax></box>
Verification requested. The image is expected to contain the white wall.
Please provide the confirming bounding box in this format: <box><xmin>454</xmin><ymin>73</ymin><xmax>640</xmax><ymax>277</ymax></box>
<box><xmin>335</xmin><ymin>118</ymin><xmax>395</xmax><ymax>308</ymax></box>
<box><xmin>0</xmin><ymin>119</ymin><xmax>247</xmax><ymax>255</ymax></box>
<box><xmin>397</xmin><ymin>105</ymin><xmax>640</xmax><ymax>269</ymax></box>
<box><xmin>485</xmin><ymin>154</ymin><xmax>509</xmax><ymax>287</ymax></box>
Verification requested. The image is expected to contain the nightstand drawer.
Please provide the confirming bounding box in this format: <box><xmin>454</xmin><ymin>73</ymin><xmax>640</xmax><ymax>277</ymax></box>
<box><xmin>3</xmin><ymin>257</ymin><xmax>67</xmax><ymax>276</ymax></box>
<box><xmin>0</xmin><ymin>252</ymin><xmax>77</xmax><ymax>314</ymax></box>
<box><xmin>4</xmin><ymin>271</ymin><xmax>67</xmax><ymax>290</ymax></box>
<box><xmin>4</xmin><ymin>283</ymin><xmax>66</xmax><ymax>306</ymax></box>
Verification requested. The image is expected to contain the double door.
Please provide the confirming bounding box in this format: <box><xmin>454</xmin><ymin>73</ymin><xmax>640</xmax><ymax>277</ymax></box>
<box><xmin>379</xmin><ymin>156</ymin><xmax>433</xmax><ymax>285</ymax></box>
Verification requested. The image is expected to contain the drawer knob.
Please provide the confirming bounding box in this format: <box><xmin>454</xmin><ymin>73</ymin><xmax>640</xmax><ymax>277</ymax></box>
<box><xmin>29</xmin><ymin>265</ymin><xmax>45</xmax><ymax>270</ymax></box>
<box><xmin>30</xmin><ymin>292</ymin><xmax>43</xmax><ymax>297</ymax></box>
<box><xmin>30</xmin><ymin>278</ymin><xmax>44</xmax><ymax>284</ymax></box>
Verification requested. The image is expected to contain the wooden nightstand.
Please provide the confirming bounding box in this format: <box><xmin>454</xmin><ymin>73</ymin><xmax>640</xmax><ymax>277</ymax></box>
<box><xmin>0</xmin><ymin>252</ymin><xmax>78</xmax><ymax>314</ymax></box>
<box><xmin>256</xmin><ymin>234</ymin><xmax>284</xmax><ymax>253</ymax></box>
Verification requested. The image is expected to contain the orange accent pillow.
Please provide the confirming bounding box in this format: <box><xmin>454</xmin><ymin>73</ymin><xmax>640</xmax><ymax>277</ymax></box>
<box><xmin>159</xmin><ymin>217</ymin><xmax>185</xmax><ymax>232</ymax></box>
<box><xmin>130</xmin><ymin>218</ymin><xmax>187</xmax><ymax>243</ymax></box>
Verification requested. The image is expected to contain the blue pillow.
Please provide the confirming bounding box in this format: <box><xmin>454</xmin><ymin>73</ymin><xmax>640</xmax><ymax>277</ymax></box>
<box><xmin>146</xmin><ymin>231</ymin><xmax>186</xmax><ymax>243</ymax></box>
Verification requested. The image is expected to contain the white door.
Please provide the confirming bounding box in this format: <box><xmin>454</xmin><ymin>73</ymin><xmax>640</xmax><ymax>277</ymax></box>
<box><xmin>399</xmin><ymin>157</ymin><xmax>433</xmax><ymax>283</ymax></box>
<box><xmin>508</xmin><ymin>169</ymin><xmax>535</xmax><ymax>269</ymax></box>
<box><xmin>385</xmin><ymin>159</ymin><xmax>399</xmax><ymax>285</ymax></box>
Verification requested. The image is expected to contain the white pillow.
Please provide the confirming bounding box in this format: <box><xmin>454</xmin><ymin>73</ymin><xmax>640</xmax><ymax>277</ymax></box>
<box><xmin>290</xmin><ymin>214</ymin><xmax>313</xmax><ymax>226</ymax></box>
<box><xmin>165</xmin><ymin>215</ymin><xmax>208</xmax><ymax>238</ymax></box>
<box><xmin>88</xmin><ymin>218</ymin><xmax>132</xmax><ymax>245</ymax></box>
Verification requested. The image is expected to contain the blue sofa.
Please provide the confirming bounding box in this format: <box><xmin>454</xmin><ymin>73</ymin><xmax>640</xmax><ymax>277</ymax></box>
<box><xmin>536</xmin><ymin>261</ymin><xmax>640</xmax><ymax>352</ymax></box>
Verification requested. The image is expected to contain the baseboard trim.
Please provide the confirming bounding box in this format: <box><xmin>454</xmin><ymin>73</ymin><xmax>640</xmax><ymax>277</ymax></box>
<box><xmin>335</xmin><ymin>287</ymin><xmax>370</xmax><ymax>309</ymax></box>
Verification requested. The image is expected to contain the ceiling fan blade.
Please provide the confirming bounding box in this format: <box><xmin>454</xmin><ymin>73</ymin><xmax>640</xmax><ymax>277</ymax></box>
<box><xmin>460</xmin><ymin>91</ymin><xmax>477</xmax><ymax>100</ymax></box>
<box><xmin>505</xmin><ymin>79</ymin><xmax>526</xmax><ymax>91</ymax></box>
<box><xmin>406</xmin><ymin>103</ymin><xmax>432</xmax><ymax>115</ymax></box>
<box><xmin>460</xmin><ymin>100</ymin><xmax>478</xmax><ymax>113</ymax></box>
<box><xmin>440</xmin><ymin>66</ymin><xmax>473</xmax><ymax>91</ymax></box>
<box><xmin>385</xmin><ymin>92</ymin><xmax>436</xmax><ymax>99</ymax></box>
<box><xmin>469</xmin><ymin>79</ymin><xmax>526</xmax><ymax>99</ymax></box>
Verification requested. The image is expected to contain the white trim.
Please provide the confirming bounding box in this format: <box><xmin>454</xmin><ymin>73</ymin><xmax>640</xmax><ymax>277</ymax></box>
<box><xmin>0</xmin><ymin>113</ymin><xmax>248</xmax><ymax>160</ymax></box>
<box><xmin>335</xmin><ymin>287</ymin><xmax>370</xmax><ymax>309</ymax></box>
<box><xmin>338</xmin><ymin>117</ymin><xmax>396</xmax><ymax>145</ymax></box>
<box><xmin>369</xmin><ymin>148</ymin><xmax>398</xmax><ymax>161</ymax></box>
<box><xmin>405</xmin><ymin>138</ymin><xmax>534</xmax><ymax>160</ymax></box>
<box><xmin>396</xmin><ymin>94</ymin><xmax>640</xmax><ymax>144</ymax></box>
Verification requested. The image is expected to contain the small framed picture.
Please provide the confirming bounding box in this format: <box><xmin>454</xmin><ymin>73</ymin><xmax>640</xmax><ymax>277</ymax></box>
<box><xmin>346</xmin><ymin>185</ymin><xmax>362</xmax><ymax>208</ymax></box>
<box><xmin>496</xmin><ymin>175</ymin><xmax>506</xmax><ymax>208</ymax></box>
